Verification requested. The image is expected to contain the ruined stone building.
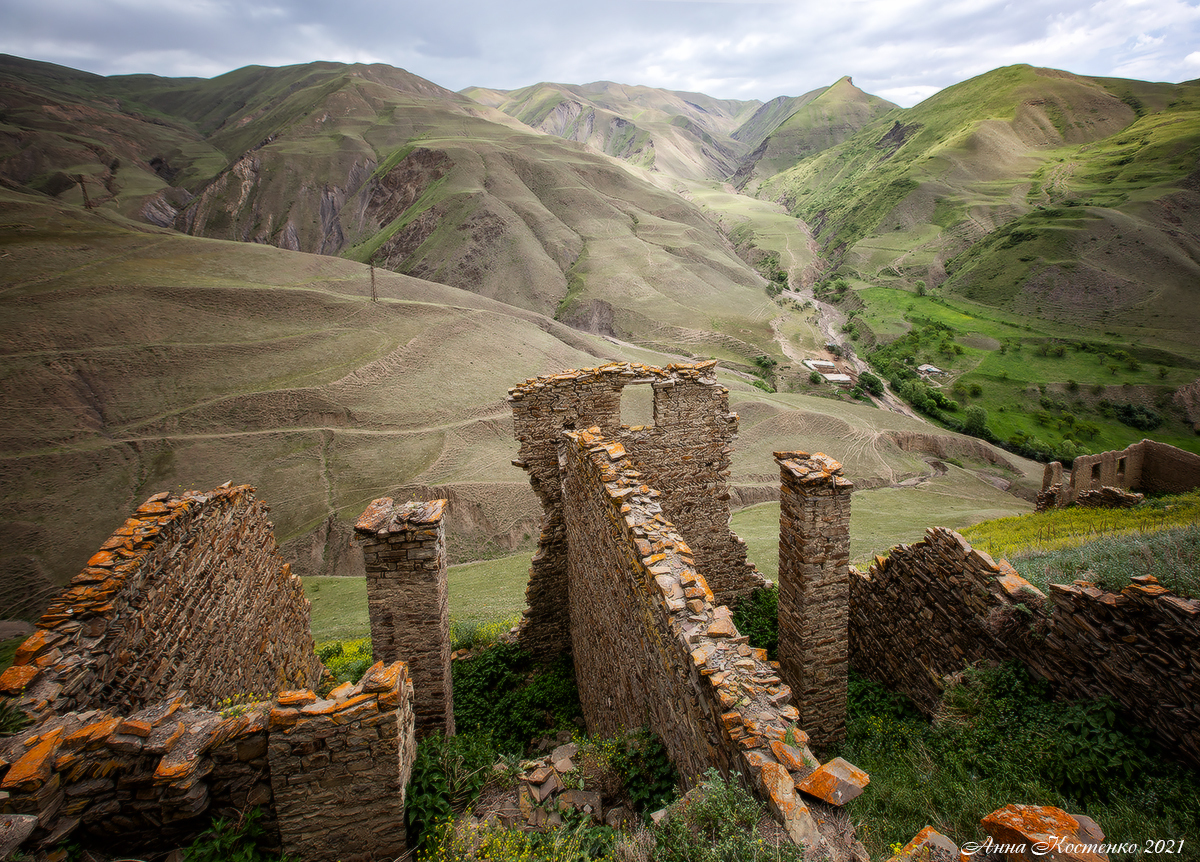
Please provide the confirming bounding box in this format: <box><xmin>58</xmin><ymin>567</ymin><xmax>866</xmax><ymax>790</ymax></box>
<box><xmin>4</xmin><ymin>360</ymin><xmax>1197</xmax><ymax>860</ymax></box>
<box><xmin>1040</xmin><ymin>438</ymin><xmax>1200</xmax><ymax>508</ymax></box>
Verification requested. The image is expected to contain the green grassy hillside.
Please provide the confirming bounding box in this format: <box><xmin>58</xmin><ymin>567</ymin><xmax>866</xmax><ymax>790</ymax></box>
<box><xmin>849</xmin><ymin>288</ymin><xmax>1200</xmax><ymax>461</ymax></box>
<box><xmin>756</xmin><ymin>65</ymin><xmax>1200</xmax><ymax>324</ymax></box>
<box><xmin>734</xmin><ymin>77</ymin><xmax>898</xmax><ymax>190</ymax></box>
<box><xmin>742</xmin><ymin>65</ymin><xmax>1200</xmax><ymax>459</ymax></box>
<box><xmin>5</xmin><ymin>55</ymin><xmax>1193</xmax><ymax>629</ymax></box>
<box><xmin>1</xmin><ymin>56</ymin><xmax>808</xmax><ymax>367</ymax></box>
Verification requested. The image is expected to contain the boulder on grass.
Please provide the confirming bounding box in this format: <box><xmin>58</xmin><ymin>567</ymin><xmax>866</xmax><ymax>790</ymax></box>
<box><xmin>980</xmin><ymin>804</ymin><xmax>1108</xmax><ymax>862</ymax></box>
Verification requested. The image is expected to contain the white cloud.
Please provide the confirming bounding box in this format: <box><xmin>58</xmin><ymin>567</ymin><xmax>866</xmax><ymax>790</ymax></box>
<box><xmin>2</xmin><ymin>0</ymin><xmax>1198</xmax><ymax>106</ymax></box>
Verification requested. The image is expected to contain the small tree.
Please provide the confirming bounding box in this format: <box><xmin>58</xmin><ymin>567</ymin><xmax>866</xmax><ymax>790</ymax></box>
<box><xmin>964</xmin><ymin>405</ymin><xmax>988</xmax><ymax>437</ymax></box>
<box><xmin>859</xmin><ymin>371</ymin><xmax>884</xmax><ymax>397</ymax></box>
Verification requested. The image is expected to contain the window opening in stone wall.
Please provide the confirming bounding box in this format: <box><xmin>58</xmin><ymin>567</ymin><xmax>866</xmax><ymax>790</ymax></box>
<box><xmin>1092</xmin><ymin>463</ymin><xmax>1102</xmax><ymax>485</ymax></box>
<box><xmin>1117</xmin><ymin>457</ymin><xmax>1126</xmax><ymax>482</ymax></box>
<box><xmin>620</xmin><ymin>383</ymin><xmax>655</xmax><ymax>428</ymax></box>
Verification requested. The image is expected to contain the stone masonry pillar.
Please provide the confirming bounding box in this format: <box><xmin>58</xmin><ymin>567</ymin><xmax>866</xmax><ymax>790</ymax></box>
<box><xmin>774</xmin><ymin>451</ymin><xmax>853</xmax><ymax>749</ymax></box>
<box><xmin>354</xmin><ymin>498</ymin><xmax>454</xmax><ymax>738</ymax></box>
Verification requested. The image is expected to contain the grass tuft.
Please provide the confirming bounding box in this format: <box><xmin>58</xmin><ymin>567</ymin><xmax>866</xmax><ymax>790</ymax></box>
<box><xmin>961</xmin><ymin>490</ymin><xmax>1200</xmax><ymax>563</ymax></box>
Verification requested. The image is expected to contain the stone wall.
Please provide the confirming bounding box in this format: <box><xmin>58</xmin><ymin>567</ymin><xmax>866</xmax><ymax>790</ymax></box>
<box><xmin>849</xmin><ymin>527</ymin><xmax>1200</xmax><ymax>768</ymax></box>
<box><xmin>849</xmin><ymin>528</ymin><xmax>1021</xmax><ymax>714</ymax></box>
<box><xmin>559</xmin><ymin>426</ymin><xmax>856</xmax><ymax>851</ymax></box>
<box><xmin>1040</xmin><ymin>438</ymin><xmax>1200</xmax><ymax>507</ymax></box>
<box><xmin>3</xmin><ymin>485</ymin><xmax>321</xmax><ymax>721</ymax></box>
<box><xmin>0</xmin><ymin>485</ymin><xmax>415</xmax><ymax>859</ymax></box>
<box><xmin>508</xmin><ymin>361</ymin><xmax>764</xmax><ymax>658</ymax></box>
<box><xmin>775</xmin><ymin>452</ymin><xmax>852</xmax><ymax>750</ymax></box>
<box><xmin>0</xmin><ymin>662</ymin><xmax>414</xmax><ymax>858</ymax></box>
<box><xmin>355</xmin><ymin>498</ymin><xmax>453</xmax><ymax>738</ymax></box>
<box><xmin>267</xmin><ymin>663</ymin><xmax>415</xmax><ymax>862</ymax></box>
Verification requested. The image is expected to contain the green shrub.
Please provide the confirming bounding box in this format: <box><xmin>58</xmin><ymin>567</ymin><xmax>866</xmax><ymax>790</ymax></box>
<box><xmin>182</xmin><ymin>807</ymin><xmax>278</xmax><ymax>862</ymax></box>
<box><xmin>731</xmin><ymin>587</ymin><xmax>778</xmax><ymax>660</ymax></box>
<box><xmin>0</xmin><ymin>636</ymin><xmax>21</xmax><ymax>674</ymax></box>
<box><xmin>315</xmin><ymin>637</ymin><xmax>373</xmax><ymax>684</ymax></box>
<box><xmin>651</xmin><ymin>769</ymin><xmax>806</xmax><ymax>861</ymax></box>
<box><xmin>858</xmin><ymin>371</ymin><xmax>884</xmax><ymax>397</ymax></box>
<box><xmin>452</xmin><ymin>643</ymin><xmax>583</xmax><ymax>754</ymax></box>
<box><xmin>0</xmin><ymin>698</ymin><xmax>30</xmax><ymax>735</ymax></box>
<box><xmin>406</xmin><ymin>729</ymin><xmax>506</xmax><ymax>852</ymax></box>
<box><xmin>963</xmin><ymin>405</ymin><xmax>989</xmax><ymax>438</ymax></box>
<box><xmin>1114</xmin><ymin>402</ymin><xmax>1162</xmax><ymax>430</ymax></box>
<box><xmin>450</xmin><ymin>615</ymin><xmax>519</xmax><ymax>652</ymax></box>
<box><xmin>610</xmin><ymin>727</ymin><xmax>678</xmax><ymax>816</ymax></box>
<box><xmin>847</xmin><ymin>671</ymin><xmax>921</xmax><ymax>722</ymax></box>
<box><xmin>836</xmin><ymin>662</ymin><xmax>1200</xmax><ymax>858</ymax></box>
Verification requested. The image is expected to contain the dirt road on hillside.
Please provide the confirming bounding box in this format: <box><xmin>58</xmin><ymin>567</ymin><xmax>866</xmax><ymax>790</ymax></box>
<box><xmin>779</xmin><ymin>287</ymin><xmax>922</xmax><ymax>421</ymax></box>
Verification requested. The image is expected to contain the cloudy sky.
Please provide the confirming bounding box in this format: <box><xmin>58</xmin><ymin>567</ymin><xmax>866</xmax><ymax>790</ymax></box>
<box><xmin>4</xmin><ymin>0</ymin><xmax>1200</xmax><ymax>107</ymax></box>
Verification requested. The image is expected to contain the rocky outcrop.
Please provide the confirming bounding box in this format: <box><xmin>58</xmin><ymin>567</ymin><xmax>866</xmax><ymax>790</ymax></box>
<box><xmin>1173</xmin><ymin>377</ymin><xmax>1200</xmax><ymax>433</ymax></box>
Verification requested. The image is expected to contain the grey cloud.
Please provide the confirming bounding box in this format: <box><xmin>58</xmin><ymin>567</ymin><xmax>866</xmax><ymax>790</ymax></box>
<box><xmin>1</xmin><ymin>0</ymin><xmax>1197</xmax><ymax>106</ymax></box>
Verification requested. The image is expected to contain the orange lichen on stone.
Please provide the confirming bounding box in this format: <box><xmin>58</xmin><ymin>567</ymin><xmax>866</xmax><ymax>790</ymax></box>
<box><xmin>116</xmin><ymin>718</ymin><xmax>153</xmax><ymax>738</ymax></box>
<box><xmin>13</xmin><ymin>630</ymin><xmax>55</xmax><ymax>666</ymax></box>
<box><xmin>268</xmin><ymin>707</ymin><xmax>299</xmax><ymax>730</ymax></box>
<box><xmin>63</xmin><ymin>717</ymin><xmax>121</xmax><ymax>751</ymax></box>
<box><xmin>982</xmin><ymin>804</ymin><xmax>1109</xmax><ymax>862</ymax></box>
<box><xmin>275</xmin><ymin>690</ymin><xmax>317</xmax><ymax>708</ymax></box>
<box><xmin>0</xmin><ymin>664</ymin><xmax>39</xmax><ymax>694</ymax></box>
<box><xmin>769</xmin><ymin>738</ymin><xmax>811</xmax><ymax>773</ymax></box>
<box><xmin>153</xmin><ymin>754</ymin><xmax>201</xmax><ymax>784</ymax></box>
<box><xmin>329</xmin><ymin>695</ymin><xmax>380</xmax><ymax>724</ymax></box>
<box><xmin>1</xmin><ymin>726</ymin><xmax>64</xmax><ymax>791</ymax></box>
<box><xmin>360</xmin><ymin>661</ymin><xmax>405</xmax><ymax>694</ymax></box>
<box><xmin>755</xmin><ymin>759</ymin><xmax>820</xmax><ymax>848</ymax></box>
<box><xmin>299</xmin><ymin>699</ymin><xmax>339</xmax><ymax>716</ymax></box>
<box><xmin>797</xmin><ymin>757</ymin><xmax>869</xmax><ymax>806</ymax></box>
<box><xmin>997</xmin><ymin>564</ymin><xmax>1045</xmax><ymax>600</ymax></box>
<box><xmin>706</xmin><ymin>617</ymin><xmax>737</xmax><ymax>638</ymax></box>
<box><xmin>354</xmin><ymin>497</ymin><xmax>394</xmax><ymax>533</ymax></box>
<box><xmin>888</xmin><ymin>826</ymin><xmax>960</xmax><ymax>861</ymax></box>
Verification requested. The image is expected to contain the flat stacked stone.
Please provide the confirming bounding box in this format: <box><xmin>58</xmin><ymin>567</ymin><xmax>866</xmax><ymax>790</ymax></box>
<box><xmin>508</xmin><ymin>362</ymin><xmax>764</xmax><ymax>658</ymax></box>
<box><xmin>559</xmin><ymin>426</ymin><xmax>868</xmax><ymax>853</ymax></box>
<box><xmin>775</xmin><ymin>451</ymin><xmax>853</xmax><ymax>749</ymax></box>
<box><xmin>850</xmin><ymin>526</ymin><xmax>1200</xmax><ymax>769</ymax></box>
<box><xmin>0</xmin><ymin>485</ymin><xmax>414</xmax><ymax>859</ymax></box>
<box><xmin>355</xmin><ymin>497</ymin><xmax>453</xmax><ymax>738</ymax></box>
